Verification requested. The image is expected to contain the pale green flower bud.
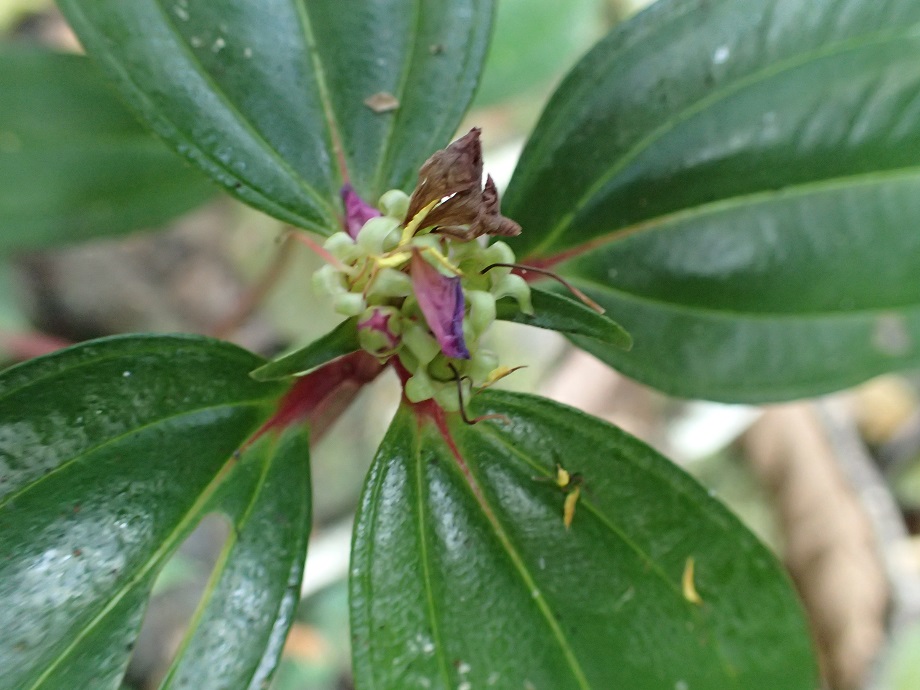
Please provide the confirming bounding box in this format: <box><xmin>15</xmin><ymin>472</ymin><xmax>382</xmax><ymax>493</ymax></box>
<box><xmin>313</xmin><ymin>264</ymin><xmax>346</xmax><ymax>296</ymax></box>
<box><xmin>357</xmin><ymin>306</ymin><xmax>403</xmax><ymax>357</ymax></box>
<box><xmin>324</xmin><ymin>232</ymin><xmax>361</xmax><ymax>263</ymax></box>
<box><xmin>402</xmin><ymin>322</ymin><xmax>441</xmax><ymax>366</ymax></box>
<box><xmin>333</xmin><ymin>292</ymin><xmax>366</xmax><ymax>316</ymax></box>
<box><xmin>369</xmin><ymin>267</ymin><xmax>413</xmax><ymax>298</ymax></box>
<box><xmin>356</xmin><ymin>216</ymin><xmax>401</xmax><ymax>255</ymax></box>
<box><xmin>467</xmin><ymin>289</ymin><xmax>496</xmax><ymax>336</ymax></box>
<box><xmin>434</xmin><ymin>384</ymin><xmax>464</xmax><ymax>412</ymax></box>
<box><xmin>378</xmin><ymin>189</ymin><xmax>410</xmax><ymax>222</ymax></box>
<box><xmin>482</xmin><ymin>241</ymin><xmax>516</xmax><ymax>279</ymax></box>
<box><xmin>492</xmin><ymin>273</ymin><xmax>533</xmax><ymax>315</ymax></box>
<box><xmin>404</xmin><ymin>369</ymin><xmax>436</xmax><ymax>403</ymax></box>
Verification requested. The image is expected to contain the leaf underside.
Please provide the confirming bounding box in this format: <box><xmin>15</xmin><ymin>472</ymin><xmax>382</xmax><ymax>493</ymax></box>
<box><xmin>505</xmin><ymin>0</ymin><xmax>920</xmax><ymax>401</ymax></box>
<box><xmin>250</xmin><ymin>317</ymin><xmax>359</xmax><ymax>381</ymax></box>
<box><xmin>350</xmin><ymin>391</ymin><xmax>816</xmax><ymax>689</ymax></box>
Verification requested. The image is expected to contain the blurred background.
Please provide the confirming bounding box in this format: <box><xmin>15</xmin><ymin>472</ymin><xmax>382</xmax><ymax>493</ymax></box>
<box><xmin>3</xmin><ymin>1</ymin><xmax>920</xmax><ymax>688</ymax></box>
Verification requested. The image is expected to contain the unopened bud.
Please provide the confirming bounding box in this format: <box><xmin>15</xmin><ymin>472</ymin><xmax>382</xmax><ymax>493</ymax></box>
<box><xmin>492</xmin><ymin>273</ymin><xmax>533</xmax><ymax>315</ymax></box>
<box><xmin>333</xmin><ymin>292</ymin><xmax>366</xmax><ymax>316</ymax></box>
<box><xmin>358</xmin><ymin>306</ymin><xmax>403</xmax><ymax>357</ymax></box>
<box><xmin>357</xmin><ymin>216</ymin><xmax>401</xmax><ymax>255</ymax></box>
<box><xmin>379</xmin><ymin>189</ymin><xmax>410</xmax><ymax>221</ymax></box>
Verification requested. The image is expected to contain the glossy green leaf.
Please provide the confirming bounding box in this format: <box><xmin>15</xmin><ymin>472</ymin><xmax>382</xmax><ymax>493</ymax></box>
<box><xmin>159</xmin><ymin>426</ymin><xmax>311</xmax><ymax>690</ymax></box>
<box><xmin>495</xmin><ymin>286</ymin><xmax>632</xmax><ymax>349</ymax></box>
<box><xmin>351</xmin><ymin>391</ymin><xmax>816</xmax><ymax>689</ymax></box>
<box><xmin>504</xmin><ymin>0</ymin><xmax>920</xmax><ymax>401</ymax></box>
<box><xmin>250</xmin><ymin>317</ymin><xmax>359</xmax><ymax>381</ymax></box>
<box><xmin>56</xmin><ymin>0</ymin><xmax>495</xmax><ymax>235</ymax></box>
<box><xmin>0</xmin><ymin>49</ymin><xmax>216</xmax><ymax>253</ymax></box>
<box><xmin>0</xmin><ymin>335</ymin><xmax>294</xmax><ymax>688</ymax></box>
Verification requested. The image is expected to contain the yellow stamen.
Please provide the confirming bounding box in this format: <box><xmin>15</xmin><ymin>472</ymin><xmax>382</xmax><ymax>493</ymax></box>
<box><xmin>400</xmin><ymin>198</ymin><xmax>440</xmax><ymax>245</ymax></box>
<box><xmin>418</xmin><ymin>246</ymin><xmax>463</xmax><ymax>276</ymax></box>
<box><xmin>375</xmin><ymin>251</ymin><xmax>412</xmax><ymax>269</ymax></box>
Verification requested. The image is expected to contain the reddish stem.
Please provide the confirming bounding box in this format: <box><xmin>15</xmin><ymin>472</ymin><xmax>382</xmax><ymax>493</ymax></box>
<box><xmin>0</xmin><ymin>330</ymin><xmax>72</xmax><ymax>361</ymax></box>
<box><xmin>391</xmin><ymin>358</ymin><xmax>476</xmax><ymax>480</ymax></box>
<box><xmin>248</xmin><ymin>350</ymin><xmax>385</xmax><ymax>446</ymax></box>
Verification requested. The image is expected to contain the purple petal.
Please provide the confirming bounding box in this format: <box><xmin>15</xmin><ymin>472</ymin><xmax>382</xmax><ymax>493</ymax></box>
<box><xmin>410</xmin><ymin>251</ymin><xmax>470</xmax><ymax>360</ymax></box>
<box><xmin>341</xmin><ymin>183</ymin><xmax>381</xmax><ymax>238</ymax></box>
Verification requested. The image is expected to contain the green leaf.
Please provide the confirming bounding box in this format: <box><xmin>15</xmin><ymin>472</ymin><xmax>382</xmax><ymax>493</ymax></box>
<box><xmin>250</xmin><ymin>317</ymin><xmax>359</xmax><ymax>381</ymax></box>
<box><xmin>350</xmin><ymin>391</ymin><xmax>816</xmax><ymax>689</ymax></box>
<box><xmin>0</xmin><ymin>335</ymin><xmax>296</xmax><ymax>688</ymax></box>
<box><xmin>504</xmin><ymin>0</ymin><xmax>920</xmax><ymax>401</ymax></box>
<box><xmin>56</xmin><ymin>0</ymin><xmax>495</xmax><ymax>235</ymax></box>
<box><xmin>495</xmin><ymin>286</ymin><xmax>632</xmax><ymax>349</ymax></box>
<box><xmin>159</xmin><ymin>426</ymin><xmax>311</xmax><ymax>690</ymax></box>
<box><xmin>0</xmin><ymin>49</ymin><xmax>217</xmax><ymax>253</ymax></box>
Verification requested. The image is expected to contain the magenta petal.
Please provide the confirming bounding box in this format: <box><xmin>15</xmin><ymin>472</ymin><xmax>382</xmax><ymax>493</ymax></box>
<box><xmin>341</xmin><ymin>183</ymin><xmax>381</xmax><ymax>238</ymax></box>
<box><xmin>411</xmin><ymin>252</ymin><xmax>470</xmax><ymax>360</ymax></box>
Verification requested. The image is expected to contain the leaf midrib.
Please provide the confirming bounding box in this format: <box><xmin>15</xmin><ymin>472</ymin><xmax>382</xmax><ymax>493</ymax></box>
<box><xmin>411</xmin><ymin>420</ymin><xmax>453</xmax><ymax>690</ymax></box>
<box><xmin>27</xmin><ymin>451</ymin><xmax>238</xmax><ymax>690</ymax></box>
<box><xmin>157</xmin><ymin>433</ymin><xmax>279</xmax><ymax>689</ymax></box>
<box><xmin>0</xmin><ymin>400</ymin><xmax>269</xmax><ymax>510</ymax></box>
<box><xmin>549</xmin><ymin>164</ymin><xmax>920</xmax><ymax>270</ymax></box>
<box><xmin>369</xmin><ymin>0</ymin><xmax>422</xmax><ymax>195</ymax></box>
<box><xmin>61</xmin><ymin>0</ymin><xmax>337</xmax><ymax>233</ymax></box>
<box><xmin>441</xmin><ymin>421</ymin><xmax>592</xmax><ymax>689</ymax></box>
<box><xmin>475</xmin><ymin>406</ymin><xmax>741</xmax><ymax>688</ymax></box>
<box><xmin>565</xmin><ymin>271</ymin><xmax>920</xmax><ymax>320</ymax></box>
<box><xmin>527</xmin><ymin>23</ymin><xmax>920</xmax><ymax>257</ymax></box>
<box><xmin>149</xmin><ymin>0</ymin><xmax>338</xmax><ymax>219</ymax></box>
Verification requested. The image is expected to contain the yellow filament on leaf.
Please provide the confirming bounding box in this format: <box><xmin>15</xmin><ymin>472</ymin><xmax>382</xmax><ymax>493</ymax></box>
<box><xmin>682</xmin><ymin>557</ymin><xmax>703</xmax><ymax>605</ymax></box>
<box><xmin>563</xmin><ymin>486</ymin><xmax>580</xmax><ymax>530</ymax></box>
<box><xmin>554</xmin><ymin>464</ymin><xmax>571</xmax><ymax>488</ymax></box>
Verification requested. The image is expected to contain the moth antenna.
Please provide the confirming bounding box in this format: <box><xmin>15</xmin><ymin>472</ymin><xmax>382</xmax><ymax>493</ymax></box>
<box><xmin>448</xmin><ymin>363</ymin><xmax>509</xmax><ymax>425</ymax></box>
<box><xmin>481</xmin><ymin>262</ymin><xmax>604</xmax><ymax>314</ymax></box>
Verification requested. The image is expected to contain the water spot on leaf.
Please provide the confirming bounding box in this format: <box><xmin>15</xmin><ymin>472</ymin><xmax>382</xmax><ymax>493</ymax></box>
<box><xmin>712</xmin><ymin>46</ymin><xmax>729</xmax><ymax>64</ymax></box>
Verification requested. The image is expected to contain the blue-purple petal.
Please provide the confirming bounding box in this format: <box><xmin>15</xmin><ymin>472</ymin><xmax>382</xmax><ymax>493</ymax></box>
<box><xmin>411</xmin><ymin>252</ymin><xmax>470</xmax><ymax>360</ymax></box>
<box><xmin>341</xmin><ymin>183</ymin><xmax>381</xmax><ymax>238</ymax></box>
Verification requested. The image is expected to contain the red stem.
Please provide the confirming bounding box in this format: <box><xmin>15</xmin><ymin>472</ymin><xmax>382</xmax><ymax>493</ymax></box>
<box><xmin>248</xmin><ymin>350</ymin><xmax>386</xmax><ymax>446</ymax></box>
<box><xmin>0</xmin><ymin>330</ymin><xmax>72</xmax><ymax>361</ymax></box>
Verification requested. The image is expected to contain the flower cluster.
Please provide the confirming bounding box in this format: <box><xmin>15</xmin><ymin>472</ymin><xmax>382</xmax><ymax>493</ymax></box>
<box><xmin>313</xmin><ymin>129</ymin><xmax>532</xmax><ymax>411</ymax></box>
